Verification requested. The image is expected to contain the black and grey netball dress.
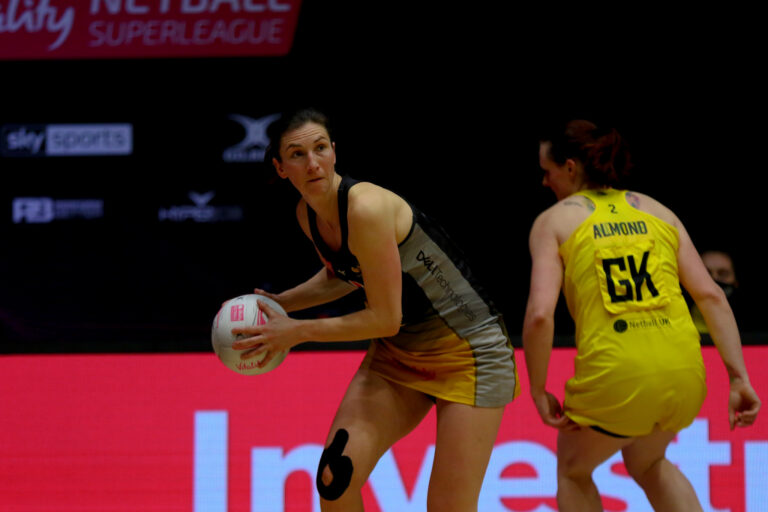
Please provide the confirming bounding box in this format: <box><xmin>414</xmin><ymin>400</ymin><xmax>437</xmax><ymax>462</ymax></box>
<box><xmin>307</xmin><ymin>175</ymin><xmax>519</xmax><ymax>407</ymax></box>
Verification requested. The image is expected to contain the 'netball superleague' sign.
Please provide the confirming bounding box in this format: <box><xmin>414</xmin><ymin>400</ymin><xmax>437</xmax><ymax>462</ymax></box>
<box><xmin>0</xmin><ymin>0</ymin><xmax>301</xmax><ymax>59</ymax></box>
<box><xmin>0</xmin><ymin>348</ymin><xmax>766</xmax><ymax>511</ymax></box>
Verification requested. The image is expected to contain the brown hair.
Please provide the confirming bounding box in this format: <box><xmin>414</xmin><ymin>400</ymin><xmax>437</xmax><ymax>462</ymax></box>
<box><xmin>542</xmin><ymin>119</ymin><xmax>633</xmax><ymax>187</ymax></box>
<box><xmin>265</xmin><ymin>107</ymin><xmax>332</xmax><ymax>163</ymax></box>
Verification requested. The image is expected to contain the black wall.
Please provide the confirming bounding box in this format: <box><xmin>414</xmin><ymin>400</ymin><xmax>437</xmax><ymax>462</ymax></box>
<box><xmin>2</xmin><ymin>4</ymin><xmax>765</xmax><ymax>352</ymax></box>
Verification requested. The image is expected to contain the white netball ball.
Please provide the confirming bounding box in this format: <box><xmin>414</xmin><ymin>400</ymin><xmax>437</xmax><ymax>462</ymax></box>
<box><xmin>211</xmin><ymin>294</ymin><xmax>288</xmax><ymax>375</ymax></box>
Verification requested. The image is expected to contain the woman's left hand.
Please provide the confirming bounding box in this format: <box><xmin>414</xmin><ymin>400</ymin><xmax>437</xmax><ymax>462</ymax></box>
<box><xmin>231</xmin><ymin>300</ymin><xmax>305</xmax><ymax>368</ymax></box>
<box><xmin>729</xmin><ymin>378</ymin><xmax>761</xmax><ymax>430</ymax></box>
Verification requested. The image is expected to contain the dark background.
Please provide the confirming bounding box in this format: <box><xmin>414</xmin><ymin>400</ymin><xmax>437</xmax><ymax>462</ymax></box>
<box><xmin>2</xmin><ymin>4</ymin><xmax>765</xmax><ymax>352</ymax></box>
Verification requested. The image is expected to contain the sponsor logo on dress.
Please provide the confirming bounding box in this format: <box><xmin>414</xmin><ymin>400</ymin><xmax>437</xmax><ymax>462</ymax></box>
<box><xmin>614</xmin><ymin>317</ymin><xmax>671</xmax><ymax>333</ymax></box>
<box><xmin>417</xmin><ymin>250</ymin><xmax>475</xmax><ymax>321</ymax></box>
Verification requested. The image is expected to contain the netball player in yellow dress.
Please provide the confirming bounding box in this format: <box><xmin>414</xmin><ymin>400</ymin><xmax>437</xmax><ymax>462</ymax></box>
<box><xmin>523</xmin><ymin>120</ymin><xmax>760</xmax><ymax>511</ymax></box>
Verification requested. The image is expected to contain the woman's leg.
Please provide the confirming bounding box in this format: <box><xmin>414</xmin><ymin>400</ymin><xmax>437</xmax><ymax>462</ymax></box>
<box><xmin>426</xmin><ymin>399</ymin><xmax>505</xmax><ymax>512</ymax></box>
<box><xmin>622</xmin><ymin>426</ymin><xmax>704</xmax><ymax>512</ymax></box>
<box><xmin>318</xmin><ymin>367</ymin><xmax>434</xmax><ymax>512</ymax></box>
<box><xmin>556</xmin><ymin>426</ymin><xmax>634</xmax><ymax>512</ymax></box>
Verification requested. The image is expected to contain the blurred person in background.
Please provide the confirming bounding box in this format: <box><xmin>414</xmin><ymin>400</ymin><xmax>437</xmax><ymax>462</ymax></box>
<box><xmin>689</xmin><ymin>249</ymin><xmax>748</xmax><ymax>334</ymax></box>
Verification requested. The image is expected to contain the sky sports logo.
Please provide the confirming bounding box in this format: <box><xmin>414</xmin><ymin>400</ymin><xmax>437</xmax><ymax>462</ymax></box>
<box><xmin>1</xmin><ymin>124</ymin><xmax>132</xmax><ymax>157</ymax></box>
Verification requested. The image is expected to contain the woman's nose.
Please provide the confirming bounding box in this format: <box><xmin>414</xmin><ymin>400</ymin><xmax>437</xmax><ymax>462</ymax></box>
<box><xmin>307</xmin><ymin>151</ymin><xmax>319</xmax><ymax>170</ymax></box>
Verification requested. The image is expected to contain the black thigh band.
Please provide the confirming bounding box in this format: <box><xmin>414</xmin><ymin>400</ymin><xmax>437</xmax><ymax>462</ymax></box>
<box><xmin>316</xmin><ymin>429</ymin><xmax>354</xmax><ymax>501</ymax></box>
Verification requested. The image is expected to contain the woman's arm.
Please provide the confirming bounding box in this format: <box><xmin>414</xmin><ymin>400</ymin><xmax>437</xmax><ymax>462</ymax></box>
<box><xmin>675</xmin><ymin>216</ymin><xmax>760</xmax><ymax>429</ymax></box>
<box><xmin>233</xmin><ymin>186</ymin><xmax>404</xmax><ymax>363</ymax></box>
<box><xmin>522</xmin><ymin>210</ymin><xmax>574</xmax><ymax>429</ymax></box>
<box><xmin>255</xmin><ymin>198</ymin><xmax>358</xmax><ymax>313</ymax></box>
<box><xmin>258</xmin><ymin>266</ymin><xmax>358</xmax><ymax>313</ymax></box>
<box><xmin>296</xmin><ymin>185</ymin><xmax>404</xmax><ymax>342</ymax></box>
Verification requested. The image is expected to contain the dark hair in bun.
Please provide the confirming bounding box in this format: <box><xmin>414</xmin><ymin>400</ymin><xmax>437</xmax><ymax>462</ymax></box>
<box><xmin>542</xmin><ymin>119</ymin><xmax>633</xmax><ymax>187</ymax></box>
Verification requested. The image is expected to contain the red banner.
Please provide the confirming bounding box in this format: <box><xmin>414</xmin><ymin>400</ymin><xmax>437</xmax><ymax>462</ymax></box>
<box><xmin>0</xmin><ymin>0</ymin><xmax>302</xmax><ymax>60</ymax></box>
<box><xmin>1</xmin><ymin>347</ymin><xmax>766</xmax><ymax>511</ymax></box>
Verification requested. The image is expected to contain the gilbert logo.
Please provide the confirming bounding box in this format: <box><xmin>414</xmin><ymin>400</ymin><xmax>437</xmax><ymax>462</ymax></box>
<box><xmin>222</xmin><ymin>113</ymin><xmax>280</xmax><ymax>163</ymax></box>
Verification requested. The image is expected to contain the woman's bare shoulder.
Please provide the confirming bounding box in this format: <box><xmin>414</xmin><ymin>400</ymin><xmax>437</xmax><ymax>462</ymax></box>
<box><xmin>625</xmin><ymin>191</ymin><xmax>680</xmax><ymax>227</ymax></box>
<box><xmin>348</xmin><ymin>181</ymin><xmax>407</xmax><ymax>217</ymax></box>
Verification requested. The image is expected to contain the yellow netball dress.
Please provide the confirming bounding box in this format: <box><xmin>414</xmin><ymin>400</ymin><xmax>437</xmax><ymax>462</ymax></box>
<box><xmin>559</xmin><ymin>189</ymin><xmax>706</xmax><ymax>436</ymax></box>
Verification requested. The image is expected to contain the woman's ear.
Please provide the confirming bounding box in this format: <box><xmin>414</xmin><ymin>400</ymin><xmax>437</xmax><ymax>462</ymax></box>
<box><xmin>565</xmin><ymin>158</ymin><xmax>577</xmax><ymax>176</ymax></box>
<box><xmin>273</xmin><ymin>157</ymin><xmax>287</xmax><ymax>179</ymax></box>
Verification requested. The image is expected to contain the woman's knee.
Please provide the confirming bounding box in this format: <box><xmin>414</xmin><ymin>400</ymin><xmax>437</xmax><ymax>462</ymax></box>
<box><xmin>556</xmin><ymin>427</ymin><xmax>633</xmax><ymax>483</ymax></box>
<box><xmin>557</xmin><ymin>465</ymin><xmax>595</xmax><ymax>487</ymax></box>
<box><xmin>621</xmin><ymin>427</ymin><xmax>677</xmax><ymax>484</ymax></box>
<box><xmin>623</xmin><ymin>454</ymin><xmax>665</xmax><ymax>486</ymax></box>
<box><xmin>557</xmin><ymin>446</ymin><xmax>596</xmax><ymax>482</ymax></box>
<box><xmin>315</xmin><ymin>428</ymin><xmax>365</xmax><ymax>501</ymax></box>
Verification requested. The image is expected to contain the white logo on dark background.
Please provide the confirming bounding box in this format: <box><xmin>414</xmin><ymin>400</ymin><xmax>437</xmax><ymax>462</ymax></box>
<box><xmin>0</xmin><ymin>0</ymin><xmax>75</xmax><ymax>50</ymax></box>
<box><xmin>1</xmin><ymin>123</ymin><xmax>132</xmax><ymax>157</ymax></box>
<box><xmin>12</xmin><ymin>197</ymin><xmax>104</xmax><ymax>224</ymax></box>
<box><xmin>4</xmin><ymin>126</ymin><xmax>46</xmax><ymax>154</ymax></box>
<box><xmin>158</xmin><ymin>191</ymin><xmax>243</xmax><ymax>223</ymax></box>
<box><xmin>222</xmin><ymin>113</ymin><xmax>280</xmax><ymax>163</ymax></box>
<box><xmin>46</xmin><ymin>124</ymin><xmax>132</xmax><ymax>155</ymax></box>
<box><xmin>189</xmin><ymin>191</ymin><xmax>215</xmax><ymax>207</ymax></box>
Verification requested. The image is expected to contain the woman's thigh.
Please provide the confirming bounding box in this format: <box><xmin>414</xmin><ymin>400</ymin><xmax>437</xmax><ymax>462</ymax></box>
<box><xmin>318</xmin><ymin>367</ymin><xmax>435</xmax><ymax>503</ymax></box>
<box><xmin>427</xmin><ymin>400</ymin><xmax>505</xmax><ymax>511</ymax></box>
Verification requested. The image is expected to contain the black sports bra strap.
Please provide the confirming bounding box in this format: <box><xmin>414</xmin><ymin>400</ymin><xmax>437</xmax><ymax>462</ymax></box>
<box><xmin>338</xmin><ymin>175</ymin><xmax>353</xmax><ymax>249</ymax></box>
<box><xmin>306</xmin><ymin>202</ymin><xmax>323</xmax><ymax>248</ymax></box>
<box><xmin>306</xmin><ymin>175</ymin><xmax>359</xmax><ymax>261</ymax></box>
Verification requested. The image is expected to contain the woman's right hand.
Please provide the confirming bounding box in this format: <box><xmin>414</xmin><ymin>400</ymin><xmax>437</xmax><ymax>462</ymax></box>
<box><xmin>531</xmin><ymin>389</ymin><xmax>578</xmax><ymax>430</ymax></box>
